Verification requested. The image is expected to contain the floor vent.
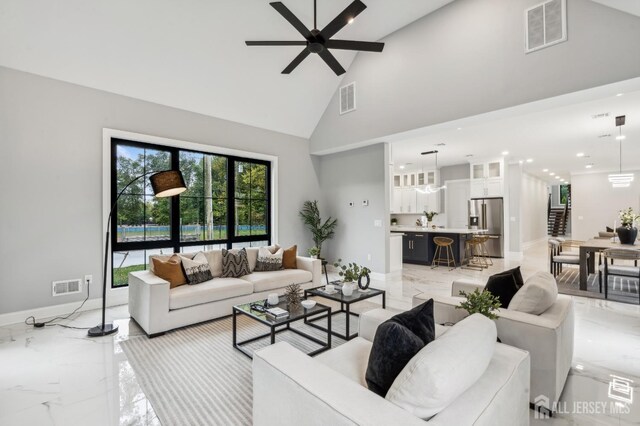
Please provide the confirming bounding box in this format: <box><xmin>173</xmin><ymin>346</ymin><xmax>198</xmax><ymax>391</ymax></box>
<box><xmin>525</xmin><ymin>0</ymin><xmax>567</xmax><ymax>53</ymax></box>
<box><xmin>339</xmin><ymin>82</ymin><xmax>356</xmax><ymax>115</ymax></box>
<box><xmin>52</xmin><ymin>279</ymin><xmax>82</xmax><ymax>297</ymax></box>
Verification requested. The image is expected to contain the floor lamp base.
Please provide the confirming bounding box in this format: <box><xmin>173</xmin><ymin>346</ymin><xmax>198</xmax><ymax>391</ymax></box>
<box><xmin>88</xmin><ymin>323</ymin><xmax>119</xmax><ymax>337</ymax></box>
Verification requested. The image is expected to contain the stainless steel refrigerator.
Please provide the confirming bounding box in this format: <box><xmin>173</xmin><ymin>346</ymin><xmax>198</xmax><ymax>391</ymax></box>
<box><xmin>468</xmin><ymin>197</ymin><xmax>504</xmax><ymax>258</ymax></box>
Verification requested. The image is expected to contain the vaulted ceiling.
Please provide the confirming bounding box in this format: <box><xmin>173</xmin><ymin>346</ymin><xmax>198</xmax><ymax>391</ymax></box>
<box><xmin>0</xmin><ymin>0</ymin><xmax>453</xmax><ymax>138</ymax></box>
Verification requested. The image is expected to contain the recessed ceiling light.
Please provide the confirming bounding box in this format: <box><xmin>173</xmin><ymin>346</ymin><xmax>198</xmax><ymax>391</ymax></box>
<box><xmin>616</xmin><ymin>135</ymin><xmax>626</xmax><ymax>141</ymax></box>
<box><xmin>576</xmin><ymin>153</ymin><xmax>585</xmax><ymax>157</ymax></box>
<box><xmin>526</xmin><ymin>158</ymin><xmax>533</xmax><ymax>163</ymax></box>
<box><xmin>348</xmin><ymin>17</ymin><xmax>355</xmax><ymax>24</ymax></box>
<box><xmin>586</xmin><ymin>164</ymin><xmax>593</xmax><ymax>169</ymax></box>
<box><xmin>399</xmin><ymin>165</ymin><xmax>405</xmax><ymax>169</ymax></box>
<box><xmin>457</xmin><ymin>127</ymin><xmax>462</xmax><ymax>131</ymax></box>
<box><xmin>550</xmin><ymin>172</ymin><xmax>555</xmax><ymax>176</ymax></box>
<box><xmin>518</xmin><ymin>160</ymin><xmax>524</xmax><ymax>164</ymax></box>
<box><xmin>542</xmin><ymin>169</ymin><xmax>549</xmax><ymax>172</ymax></box>
<box><xmin>501</xmin><ymin>151</ymin><xmax>509</xmax><ymax>156</ymax></box>
<box><xmin>555</xmin><ymin>176</ymin><xmax>561</xmax><ymax>179</ymax></box>
<box><xmin>616</xmin><ymin>93</ymin><xmax>624</xmax><ymax>97</ymax></box>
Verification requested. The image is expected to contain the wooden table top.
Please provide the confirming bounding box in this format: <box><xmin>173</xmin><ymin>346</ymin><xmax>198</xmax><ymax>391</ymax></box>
<box><xmin>581</xmin><ymin>239</ymin><xmax>640</xmax><ymax>250</ymax></box>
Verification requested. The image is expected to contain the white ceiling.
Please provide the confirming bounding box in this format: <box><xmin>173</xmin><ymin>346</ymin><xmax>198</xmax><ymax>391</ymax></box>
<box><xmin>0</xmin><ymin>0</ymin><xmax>453</xmax><ymax>138</ymax></box>
<box><xmin>591</xmin><ymin>0</ymin><xmax>640</xmax><ymax>17</ymax></box>
<box><xmin>391</xmin><ymin>88</ymin><xmax>640</xmax><ymax>184</ymax></box>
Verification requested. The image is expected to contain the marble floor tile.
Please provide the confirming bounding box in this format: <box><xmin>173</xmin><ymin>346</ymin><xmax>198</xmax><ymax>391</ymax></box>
<box><xmin>1</xmin><ymin>241</ymin><xmax>638</xmax><ymax>425</ymax></box>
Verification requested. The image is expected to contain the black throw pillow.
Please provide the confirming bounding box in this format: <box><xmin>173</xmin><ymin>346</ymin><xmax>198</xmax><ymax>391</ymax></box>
<box><xmin>606</xmin><ymin>226</ymin><xmax>614</xmax><ymax>233</ymax></box>
<box><xmin>365</xmin><ymin>299</ymin><xmax>435</xmax><ymax>397</ymax></box>
<box><xmin>484</xmin><ymin>267</ymin><xmax>523</xmax><ymax>308</ymax></box>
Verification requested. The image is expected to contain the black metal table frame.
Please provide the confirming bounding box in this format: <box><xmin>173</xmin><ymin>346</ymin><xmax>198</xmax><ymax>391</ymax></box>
<box><xmin>232</xmin><ymin>305</ymin><xmax>332</xmax><ymax>359</ymax></box>
<box><xmin>303</xmin><ymin>287</ymin><xmax>386</xmax><ymax>341</ymax></box>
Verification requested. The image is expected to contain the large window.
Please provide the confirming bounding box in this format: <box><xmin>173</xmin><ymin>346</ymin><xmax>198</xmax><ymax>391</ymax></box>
<box><xmin>111</xmin><ymin>138</ymin><xmax>271</xmax><ymax>287</ymax></box>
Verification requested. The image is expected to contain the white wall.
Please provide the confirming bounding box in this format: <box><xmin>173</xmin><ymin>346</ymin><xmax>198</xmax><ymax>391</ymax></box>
<box><xmin>571</xmin><ymin>171</ymin><xmax>640</xmax><ymax>241</ymax></box>
<box><xmin>520</xmin><ymin>173</ymin><xmax>550</xmax><ymax>245</ymax></box>
<box><xmin>310</xmin><ymin>0</ymin><xmax>640</xmax><ymax>154</ymax></box>
<box><xmin>319</xmin><ymin>144</ymin><xmax>388</xmax><ymax>274</ymax></box>
<box><xmin>0</xmin><ymin>67</ymin><xmax>322</xmax><ymax>315</ymax></box>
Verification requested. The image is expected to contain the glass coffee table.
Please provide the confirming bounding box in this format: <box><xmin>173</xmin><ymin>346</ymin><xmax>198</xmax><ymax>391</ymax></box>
<box><xmin>232</xmin><ymin>299</ymin><xmax>332</xmax><ymax>359</ymax></box>
<box><xmin>304</xmin><ymin>284</ymin><xmax>386</xmax><ymax>341</ymax></box>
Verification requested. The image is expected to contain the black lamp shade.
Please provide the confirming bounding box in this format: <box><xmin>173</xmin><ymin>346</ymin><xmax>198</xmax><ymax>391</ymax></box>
<box><xmin>150</xmin><ymin>170</ymin><xmax>187</xmax><ymax>198</ymax></box>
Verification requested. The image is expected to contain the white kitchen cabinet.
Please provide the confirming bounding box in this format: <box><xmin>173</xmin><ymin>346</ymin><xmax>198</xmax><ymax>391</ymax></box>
<box><xmin>416</xmin><ymin>190</ymin><xmax>440</xmax><ymax>213</ymax></box>
<box><xmin>402</xmin><ymin>173</ymin><xmax>416</xmax><ymax>187</ymax></box>
<box><xmin>401</xmin><ymin>188</ymin><xmax>416</xmax><ymax>212</ymax></box>
<box><xmin>391</xmin><ymin>187</ymin><xmax>402</xmax><ymax>213</ymax></box>
<box><xmin>470</xmin><ymin>159</ymin><xmax>504</xmax><ymax>197</ymax></box>
<box><xmin>393</xmin><ymin>174</ymin><xmax>402</xmax><ymax>188</ymax></box>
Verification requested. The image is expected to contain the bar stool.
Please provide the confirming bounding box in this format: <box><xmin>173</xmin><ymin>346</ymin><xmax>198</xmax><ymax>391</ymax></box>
<box><xmin>431</xmin><ymin>237</ymin><xmax>456</xmax><ymax>270</ymax></box>
<box><xmin>475</xmin><ymin>235</ymin><xmax>494</xmax><ymax>267</ymax></box>
<box><xmin>463</xmin><ymin>235</ymin><xmax>489</xmax><ymax>270</ymax></box>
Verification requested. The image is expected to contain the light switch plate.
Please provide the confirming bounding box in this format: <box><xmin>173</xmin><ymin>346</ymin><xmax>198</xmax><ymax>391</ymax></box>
<box><xmin>374</xmin><ymin>219</ymin><xmax>382</xmax><ymax>227</ymax></box>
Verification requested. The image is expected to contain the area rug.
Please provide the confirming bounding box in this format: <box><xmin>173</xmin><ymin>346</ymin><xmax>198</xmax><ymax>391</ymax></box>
<box><xmin>120</xmin><ymin>299</ymin><xmax>382</xmax><ymax>426</ymax></box>
<box><xmin>556</xmin><ymin>267</ymin><xmax>639</xmax><ymax>305</ymax></box>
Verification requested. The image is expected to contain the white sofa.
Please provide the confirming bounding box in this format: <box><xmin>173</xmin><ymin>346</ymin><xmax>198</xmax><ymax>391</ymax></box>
<box><xmin>128</xmin><ymin>248</ymin><xmax>321</xmax><ymax>336</ymax></box>
<box><xmin>413</xmin><ymin>278</ymin><xmax>574</xmax><ymax>409</ymax></box>
<box><xmin>253</xmin><ymin>308</ymin><xmax>531</xmax><ymax>426</ymax></box>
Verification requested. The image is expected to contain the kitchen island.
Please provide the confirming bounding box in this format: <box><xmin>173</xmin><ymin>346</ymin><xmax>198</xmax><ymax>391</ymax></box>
<box><xmin>390</xmin><ymin>226</ymin><xmax>487</xmax><ymax>266</ymax></box>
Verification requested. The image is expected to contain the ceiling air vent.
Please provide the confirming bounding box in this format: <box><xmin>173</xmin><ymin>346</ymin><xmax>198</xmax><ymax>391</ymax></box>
<box><xmin>52</xmin><ymin>279</ymin><xmax>82</xmax><ymax>297</ymax></box>
<box><xmin>525</xmin><ymin>0</ymin><xmax>567</xmax><ymax>53</ymax></box>
<box><xmin>339</xmin><ymin>82</ymin><xmax>356</xmax><ymax>115</ymax></box>
<box><xmin>592</xmin><ymin>112</ymin><xmax>610</xmax><ymax>120</ymax></box>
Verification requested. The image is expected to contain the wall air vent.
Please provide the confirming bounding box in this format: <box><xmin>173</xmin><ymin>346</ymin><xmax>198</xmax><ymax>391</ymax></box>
<box><xmin>525</xmin><ymin>0</ymin><xmax>567</xmax><ymax>53</ymax></box>
<box><xmin>339</xmin><ymin>82</ymin><xmax>356</xmax><ymax>115</ymax></box>
<box><xmin>52</xmin><ymin>279</ymin><xmax>82</xmax><ymax>297</ymax></box>
<box><xmin>591</xmin><ymin>113</ymin><xmax>610</xmax><ymax>120</ymax></box>
<box><xmin>598</xmin><ymin>134</ymin><xmax>612</xmax><ymax>139</ymax></box>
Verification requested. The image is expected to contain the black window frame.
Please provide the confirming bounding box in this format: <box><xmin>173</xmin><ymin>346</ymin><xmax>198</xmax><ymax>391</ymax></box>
<box><xmin>110</xmin><ymin>137</ymin><xmax>272</xmax><ymax>288</ymax></box>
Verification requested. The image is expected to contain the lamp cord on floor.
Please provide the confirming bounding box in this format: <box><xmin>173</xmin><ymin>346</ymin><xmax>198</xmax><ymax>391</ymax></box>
<box><xmin>25</xmin><ymin>278</ymin><xmax>92</xmax><ymax>330</ymax></box>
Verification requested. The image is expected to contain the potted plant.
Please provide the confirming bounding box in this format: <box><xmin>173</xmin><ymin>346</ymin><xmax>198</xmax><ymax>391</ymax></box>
<box><xmin>617</xmin><ymin>207</ymin><xmax>640</xmax><ymax>245</ymax></box>
<box><xmin>424</xmin><ymin>211</ymin><xmax>438</xmax><ymax>228</ymax></box>
<box><xmin>333</xmin><ymin>259</ymin><xmax>371</xmax><ymax>296</ymax></box>
<box><xmin>455</xmin><ymin>289</ymin><xmax>501</xmax><ymax>320</ymax></box>
<box><xmin>299</xmin><ymin>200</ymin><xmax>338</xmax><ymax>259</ymax></box>
<box><xmin>308</xmin><ymin>246</ymin><xmax>320</xmax><ymax>259</ymax></box>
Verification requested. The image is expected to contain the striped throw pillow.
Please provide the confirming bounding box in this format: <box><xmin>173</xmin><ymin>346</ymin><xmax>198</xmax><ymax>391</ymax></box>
<box><xmin>221</xmin><ymin>248</ymin><xmax>251</xmax><ymax>278</ymax></box>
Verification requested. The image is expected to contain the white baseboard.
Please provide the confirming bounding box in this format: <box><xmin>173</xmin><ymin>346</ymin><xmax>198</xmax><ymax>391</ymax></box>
<box><xmin>522</xmin><ymin>236</ymin><xmax>549</xmax><ymax>251</ymax></box>
<box><xmin>506</xmin><ymin>251</ymin><xmax>524</xmax><ymax>260</ymax></box>
<box><xmin>0</xmin><ymin>287</ymin><xmax>129</xmax><ymax>327</ymax></box>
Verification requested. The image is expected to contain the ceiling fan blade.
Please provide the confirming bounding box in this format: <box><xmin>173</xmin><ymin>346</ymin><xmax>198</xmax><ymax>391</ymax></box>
<box><xmin>318</xmin><ymin>49</ymin><xmax>346</xmax><ymax>76</ymax></box>
<box><xmin>246</xmin><ymin>41</ymin><xmax>308</xmax><ymax>46</ymax></box>
<box><xmin>325</xmin><ymin>40</ymin><xmax>384</xmax><ymax>52</ymax></box>
<box><xmin>282</xmin><ymin>48</ymin><xmax>311</xmax><ymax>74</ymax></box>
<box><xmin>270</xmin><ymin>2</ymin><xmax>314</xmax><ymax>41</ymax></box>
<box><xmin>319</xmin><ymin>0</ymin><xmax>367</xmax><ymax>40</ymax></box>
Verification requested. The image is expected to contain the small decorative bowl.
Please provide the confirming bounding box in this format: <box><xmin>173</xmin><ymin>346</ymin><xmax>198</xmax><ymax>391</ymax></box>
<box><xmin>301</xmin><ymin>300</ymin><xmax>316</xmax><ymax>309</ymax></box>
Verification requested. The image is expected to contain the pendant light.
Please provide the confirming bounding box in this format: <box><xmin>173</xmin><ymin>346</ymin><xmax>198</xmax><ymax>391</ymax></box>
<box><xmin>608</xmin><ymin>115</ymin><xmax>634</xmax><ymax>188</ymax></box>
<box><xmin>416</xmin><ymin>150</ymin><xmax>446</xmax><ymax>194</ymax></box>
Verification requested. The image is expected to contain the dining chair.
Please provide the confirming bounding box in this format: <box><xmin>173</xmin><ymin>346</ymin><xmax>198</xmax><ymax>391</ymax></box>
<box><xmin>599</xmin><ymin>248</ymin><xmax>640</xmax><ymax>303</ymax></box>
<box><xmin>549</xmin><ymin>239</ymin><xmax>582</xmax><ymax>277</ymax></box>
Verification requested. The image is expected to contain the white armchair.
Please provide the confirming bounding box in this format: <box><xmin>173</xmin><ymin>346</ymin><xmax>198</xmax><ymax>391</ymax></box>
<box><xmin>253</xmin><ymin>308</ymin><xmax>530</xmax><ymax>426</ymax></box>
<box><xmin>413</xmin><ymin>278</ymin><xmax>574</xmax><ymax>408</ymax></box>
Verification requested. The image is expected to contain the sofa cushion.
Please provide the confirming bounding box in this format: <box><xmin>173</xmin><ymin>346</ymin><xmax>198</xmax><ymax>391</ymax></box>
<box><xmin>169</xmin><ymin>278</ymin><xmax>253</xmax><ymax>310</ymax></box>
<box><xmin>152</xmin><ymin>254</ymin><xmax>187</xmax><ymax>289</ymax></box>
<box><xmin>242</xmin><ymin>269</ymin><xmax>312</xmax><ymax>293</ymax></box>
<box><xmin>282</xmin><ymin>245</ymin><xmax>298</xmax><ymax>269</ymax></box>
<box><xmin>316</xmin><ymin>337</ymin><xmax>372</xmax><ymax>387</ymax></box>
<box><xmin>365</xmin><ymin>300</ymin><xmax>435</xmax><ymax>397</ymax></box>
<box><xmin>222</xmin><ymin>248</ymin><xmax>251</xmax><ymax>278</ymax></box>
<box><xmin>255</xmin><ymin>246</ymin><xmax>284</xmax><ymax>272</ymax></box>
<box><xmin>484</xmin><ymin>268</ymin><xmax>521</xmax><ymax>308</ymax></box>
<box><xmin>508</xmin><ymin>271</ymin><xmax>558</xmax><ymax>315</ymax></box>
<box><xmin>202</xmin><ymin>250</ymin><xmax>223</xmax><ymax>278</ymax></box>
<box><xmin>385</xmin><ymin>313</ymin><xmax>496</xmax><ymax>419</ymax></box>
<box><xmin>179</xmin><ymin>252</ymin><xmax>214</xmax><ymax>284</ymax></box>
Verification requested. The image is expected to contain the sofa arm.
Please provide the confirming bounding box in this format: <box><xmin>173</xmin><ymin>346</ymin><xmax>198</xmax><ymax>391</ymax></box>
<box><xmin>253</xmin><ymin>342</ymin><xmax>425</xmax><ymax>426</ymax></box>
<box><xmin>296</xmin><ymin>256</ymin><xmax>322</xmax><ymax>287</ymax></box>
<box><xmin>128</xmin><ymin>270</ymin><xmax>170</xmax><ymax>336</ymax></box>
<box><xmin>451</xmin><ymin>279</ymin><xmax>485</xmax><ymax>297</ymax></box>
<box><xmin>358</xmin><ymin>308</ymin><xmax>396</xmax><ymax>342</ymax></box>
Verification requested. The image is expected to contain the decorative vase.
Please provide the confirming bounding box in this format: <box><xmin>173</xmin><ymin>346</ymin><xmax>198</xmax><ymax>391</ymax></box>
<box><xmin>358</xmin><ymin>273</ymin><xmax>370</xmax><ymax>290</ymax></box>
<box><xmin>427</xmin><ymin>221</ymin><xmax>432</xmax><ymax>228</ymax></box>
<box><xmin>616</xmin><ymin>226</ymin><xmax>638</xmax><ymax>245</ymax></box>
<box><xmin>341</xmin><ymin>282</ymin><xmax>354</xmax><ymax>296</ymax></box>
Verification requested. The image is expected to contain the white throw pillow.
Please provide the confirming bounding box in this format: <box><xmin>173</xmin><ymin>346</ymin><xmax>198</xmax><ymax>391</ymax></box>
<box><xmin>254</xmin><ymin>246</ymin><xmax>284</xmax><ymax>272</ymax></box>
<box><xmin>385</xmin><ymin>313</ymin><xmax>496</xmax><ymax>419</ymax></box>
<box><xmin>508</xmin><ymin>271</ymin><xmax>558</xmax><ymax>315</ymax></box>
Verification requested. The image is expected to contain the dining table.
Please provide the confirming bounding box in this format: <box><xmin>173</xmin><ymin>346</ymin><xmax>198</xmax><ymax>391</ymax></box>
<box><xmin>578</xmin><ymin>238</ymin><xmax>640</xmax><ymax>290</ymax></box>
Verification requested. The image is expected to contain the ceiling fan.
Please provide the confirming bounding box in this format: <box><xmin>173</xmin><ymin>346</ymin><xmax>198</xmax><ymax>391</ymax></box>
<box><xmin>245</xmin><ymin>0</ymin><xmax>384</xmax><ymax>76</ymax></box>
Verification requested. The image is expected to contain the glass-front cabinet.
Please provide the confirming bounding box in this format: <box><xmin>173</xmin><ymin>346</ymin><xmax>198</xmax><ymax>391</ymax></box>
<box><xmin>469</xmin><ymin>159</ymin><xmax>504</xmax><ymax>198</ymax></box>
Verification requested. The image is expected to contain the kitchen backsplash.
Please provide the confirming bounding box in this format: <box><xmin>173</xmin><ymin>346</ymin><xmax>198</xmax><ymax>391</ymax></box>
<box><xmin>390</xmin><ymin>214</ymin><xmax>447</xmax><ymax>227</ymax></box>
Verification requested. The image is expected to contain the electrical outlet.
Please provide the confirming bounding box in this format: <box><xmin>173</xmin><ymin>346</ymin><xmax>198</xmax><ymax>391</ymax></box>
<box><xmin>84</xmin><ymin>275</ymin><xmax>93</xmax><ymax>286</ymax></box>
<box><xmin>362</xmin><ymin>200</ymin><xmax>369</xmax><ymax>206</ymax></box>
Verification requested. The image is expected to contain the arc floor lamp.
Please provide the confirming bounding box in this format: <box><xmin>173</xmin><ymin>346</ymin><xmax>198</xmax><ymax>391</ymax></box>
<box><xmin>88</xmin><ymin>170</ymin><xmax>187</xmax><ymax>337</ymax></box>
